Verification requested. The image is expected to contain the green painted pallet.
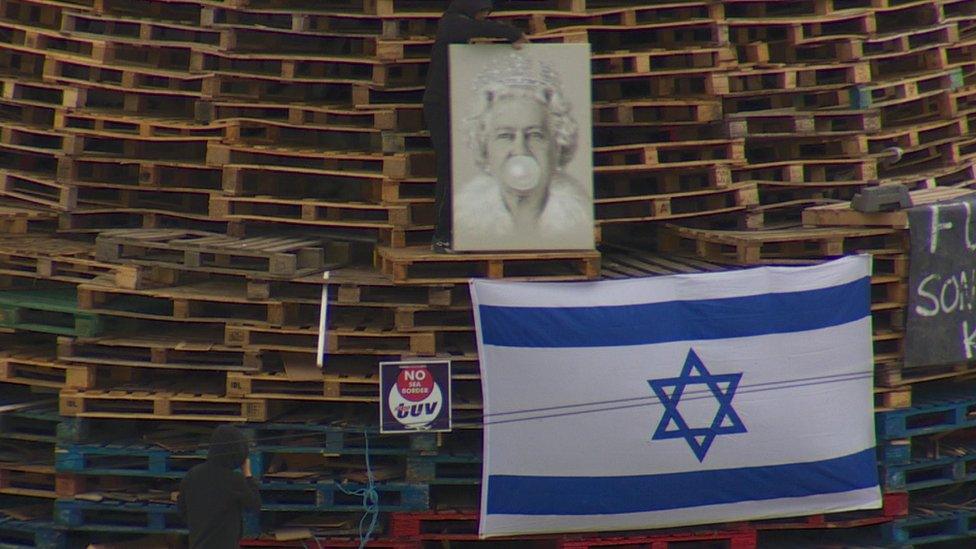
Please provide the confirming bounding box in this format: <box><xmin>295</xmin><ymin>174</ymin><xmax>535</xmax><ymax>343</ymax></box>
<box><xmin>0</xmin><ymin>288</ymin><xmax>102</xmax><ymax>337</ymax></box>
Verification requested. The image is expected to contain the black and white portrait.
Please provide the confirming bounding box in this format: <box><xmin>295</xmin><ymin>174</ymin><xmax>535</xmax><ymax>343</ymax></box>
<box><xmin>449</xmin><ymin>44</ymin><xmax>594</xmax><ymax>251</ymax></box>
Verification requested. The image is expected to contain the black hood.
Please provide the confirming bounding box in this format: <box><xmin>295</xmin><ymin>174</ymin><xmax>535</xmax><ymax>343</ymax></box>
<box><xmin>207</xmin><ymin>425</ymin><xmax>248</xmax><ymax>469</ymax></box>
<box><xmin>446</xmin><ymin>0</ymin><xmax>493</xmax><ymax>17</ymax></box>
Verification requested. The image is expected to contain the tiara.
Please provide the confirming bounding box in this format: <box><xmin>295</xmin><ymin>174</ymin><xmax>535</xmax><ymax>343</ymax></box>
<box><xmin>472</xmin><ymin>53</ymin><xmax>563</xmax><ymax>95</ymax></box>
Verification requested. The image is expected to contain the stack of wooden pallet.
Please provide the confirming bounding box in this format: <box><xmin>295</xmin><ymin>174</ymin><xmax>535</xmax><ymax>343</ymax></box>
<box><xmin>0</xmin><ymin>0</ymin><xmax>973</xmax><ymax>546</ymax></box>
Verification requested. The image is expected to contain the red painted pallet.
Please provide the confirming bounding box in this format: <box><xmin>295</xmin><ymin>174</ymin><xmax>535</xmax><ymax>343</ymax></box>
<box><xmin>240</xmin><ymin>539</ymin><xmax>420</xmax><ymax>548</ymax></box>
<box><xmin>389</xmin><ymin>510</ymin><xmax>478</xmax><ymax>540</ymax></box>
<box><xmin>557</xmin><ymin>528</ymin><xmax>757</xmax><ymax>549</ymax></box>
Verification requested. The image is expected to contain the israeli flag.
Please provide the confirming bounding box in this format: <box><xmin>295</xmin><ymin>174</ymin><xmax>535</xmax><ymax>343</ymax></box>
<box><xmin>471</xmin><ymin>255</ymin><xmax>881</xmax><ymax>537</ymax></box>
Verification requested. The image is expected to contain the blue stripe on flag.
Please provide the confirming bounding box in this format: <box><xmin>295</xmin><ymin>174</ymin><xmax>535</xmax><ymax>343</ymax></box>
<box><xmin>486</xmin><ymin>447</ymin><xmax>877</xmax><ymax>515</ymax></box>
<box><xmin>477</xmin><ymin>277</ymin><xmax>869</xmax><ymax>348</ymax></box>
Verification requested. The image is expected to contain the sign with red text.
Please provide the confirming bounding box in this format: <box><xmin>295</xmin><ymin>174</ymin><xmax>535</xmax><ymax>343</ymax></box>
<box><xmin>380</xmin><ymin>360</ymin><xmax>452</xmax><ymax>434</ymax></box>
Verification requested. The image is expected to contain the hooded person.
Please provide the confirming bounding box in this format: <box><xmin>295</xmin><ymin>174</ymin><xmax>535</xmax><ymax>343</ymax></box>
<box><xmin>177</xmin><ymin>425</ymin><xmax>261</xmax><ymax>549</ymax></box>
<box><xmin>423</xmin><ymin>0</ymin><xmax>526</xmax><ymax>252</ymax></box>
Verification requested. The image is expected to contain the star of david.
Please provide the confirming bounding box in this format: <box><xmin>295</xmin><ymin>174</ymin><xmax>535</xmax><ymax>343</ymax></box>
<box><xmin>647</xmin><ymin>348</ymin><xmax>747</xmax><ymax>462</ymax></box>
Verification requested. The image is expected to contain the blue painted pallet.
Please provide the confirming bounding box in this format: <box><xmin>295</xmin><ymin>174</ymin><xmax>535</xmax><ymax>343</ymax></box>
<box><xmin>877</xmin><ymin>439</ymin><xmax>911</xmax><ymax>467</ymax></box>
<box><xmin>884</xmin><ymin>509</ymin><xmax>976</xmax><ymax>547</ymax></box>
<box><xmin>259</xmin><ymin>480</ymin><xmax>429</xmax><ymax>512</ymax></box>
<box><xmin>0</xmin><ymin>517</ymin><xmax>65</xmax><ymax>549</ymax></box>
<box><xmin>54</xmin><ymin>499</ymin><xmax>187</xmax><ymax>534</ymax></box>
<box><xmin>242</xmin><ymin>420</ymin><xmax>438</xmax><ymax>455</ymax></box>
<box><xmin>875</xmin><ymin>384</ymin><xmax>976</xmax><ymax>439</ymax></box>
<box><xmin>882</xmin><ymin>450</ymin><xmax>976</xmax><ymax>492</ymax></box>
<box><xmin>406</xmin><ymin>454</ymin><xmax>481</xmax><ymax>485</ymax></box>
<box><xmin>55</xmin><ymin>443</ymin><xmax>205</xmax><ymax>478</ymax></box>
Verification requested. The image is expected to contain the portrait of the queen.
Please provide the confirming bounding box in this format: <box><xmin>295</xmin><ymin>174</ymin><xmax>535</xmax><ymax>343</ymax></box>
<box><xmin>449</xmin><ymin>44</ymin><xmax>594</xmax><ymax>252</ymax></box>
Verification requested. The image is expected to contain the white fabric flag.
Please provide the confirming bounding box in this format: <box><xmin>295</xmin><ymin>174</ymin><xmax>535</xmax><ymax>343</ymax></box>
<box><xmin>471</xmin><ymin>255</ymin><xmax>881</xmax><ymax>538</ymax></box>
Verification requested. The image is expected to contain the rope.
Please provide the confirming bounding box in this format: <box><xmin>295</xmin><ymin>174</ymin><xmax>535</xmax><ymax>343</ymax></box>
<box><xmin>332</xmin><ymin>429</ymin><xmax>379</xmax><ymax>548</ymax></box>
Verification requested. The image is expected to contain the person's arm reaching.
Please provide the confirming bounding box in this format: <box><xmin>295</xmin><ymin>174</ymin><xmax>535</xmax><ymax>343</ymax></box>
<box><xmin>237</xmin><ymin>456</ymin><xmax>262</xmax><ymax>512</ymax></box>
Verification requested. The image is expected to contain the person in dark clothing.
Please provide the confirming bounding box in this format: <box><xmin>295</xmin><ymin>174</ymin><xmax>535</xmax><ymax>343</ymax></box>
<box><xmin>177</xmin><ymin>425</ymin><xmax>261</xmax><ymax>549</ymax></box>
<box><xmin>424</xmin><ymin>0</ymin><xmax>526</xmax><ymax>253</ymax></box>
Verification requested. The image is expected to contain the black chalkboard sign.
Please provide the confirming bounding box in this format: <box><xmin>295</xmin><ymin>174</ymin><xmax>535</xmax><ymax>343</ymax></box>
<box><xmin>906</xmin><ymin>196</ymin><xmax>976</xmax><ymax>367</ymax></box>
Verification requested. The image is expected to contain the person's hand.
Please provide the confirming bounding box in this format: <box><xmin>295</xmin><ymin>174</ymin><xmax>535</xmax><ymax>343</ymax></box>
<box><xmin>512</xmin><ymin>35</ymin><xmax>528</xmax><ymax>49</ymax></box>
<box><xmin>243</xmin><ymin>457</ymin><xmax>253</xmax><ymax>478</ymax></box>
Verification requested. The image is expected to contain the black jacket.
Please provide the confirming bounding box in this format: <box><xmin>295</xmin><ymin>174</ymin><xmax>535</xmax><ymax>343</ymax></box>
<box><xmin>423</xmin><ymin>0</ymin><xmax>523</xmax><ymax>104</ymax></box>
<box><xmin>177</xmin><ymin>425</ymin><xmax>261</xmax><ymax>549</ymax></box>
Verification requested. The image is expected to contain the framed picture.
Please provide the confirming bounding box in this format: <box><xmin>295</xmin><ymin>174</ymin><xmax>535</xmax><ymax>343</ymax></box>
<box><xmin>449</xmin><ymin>44</ymin><xmax>594</xmax><ymax>252</ymax></box>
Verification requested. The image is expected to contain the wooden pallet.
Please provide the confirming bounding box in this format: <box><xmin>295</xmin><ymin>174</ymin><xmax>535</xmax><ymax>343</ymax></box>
<box><xmin>734</xmin><ymin>158</ymin><xmax>879</xmax><ymax>189</ymax></box>
<box><xmin>0</xmin><ymin>169</ymin><xmax>75</xmax><ymax>210</ymax></box>
<box><xmin>209</xmin><ymin>195</ymin><xmax>433</xmax><ymax>229</ymax></box>
<box><xmin>60</xmin><ymin>11</ymin><xmax>222</xmax><ymax>48</ymax></box>
<box><xmin>802</xmin><ymin>187</ymin><xmax>976</xmax><ymax>228</ymax></box>
<box><xmin>720</xmin><ymin>85</ymin><xmax>850</xmax><ymax>115</ymax></box>
<box><xmin>54</xmin><ymin>110</ymin><xmax>226</xmax><ymax>140</ymax></box>
<box><xmin>57</xmin><ymin>335</ymin><xmax>263</xmax><ymax>373</ymax></box>
<box><xmin>63</xmin><ymin>131</ymin><xmax>214</xmax><ymax>163</ymax></box>
<box><xmin>45</xmin><ymin>75</ymin><xmax>201</xmax><ymax>119</ymax></box>
<box><xmin>0</xmin><ymin>123</ymin><xmax>68</xmax><ymax>156</ymax></box>
<box><xmin>201</xmin><ymin>72</ymin><xmax>423</xmax><ymax>106</ymax></box>
<box><xmin>0</xmin><ymin>464</ymin><xmax>57</xmax><ymax>499</ymax></box>
<box><xmin>206</xmin><ymin>142</ymin><xmax>432</xmax><ymax>179</ymax></box>
<box><xmin>848</xmin><ymin>23</ymin><xmax>959</xmax><ymax>62</ymax></box>
<box><xmin>223</xmin><ymin>323</ymin><xmax>463</xmax><ymax>355</ymax></box>
<box><xmin>195</xmin><ymin>101</ymin><xmax>416</xmax><ymax>133</ymax></box>
<box><xmin>58</xmin><ymin>157</ymin><xmax>222</xmax><ymax>192</ymax></box>
<box><xmin>593</xmin><ymin>98</ymin><xmax>722</xmax><ymax>125</ymax></box>
<box><xmin>218</xmin><ymin>162</ymin><xmax>434</xmax><ymax>207</ymax></box>
<box><xmin>850</xmin><ymin>68</ymin><xmax>963</xmax><ymax>109</ymax></box>
<box><xmin>253</xmin><ymin>267</ymin><xmax>466</xmax><ymax>306</ymax></box>
<box><xmin>323</xmin><ymin>299</ymin><xmax>474</xmax><ymax>333</ymax></box>
<box><xmin>375</xmin><ymin>246</ymin><xmax>601</xmax><ymax>284</ymax></box>
<box><xmin>877</xmin><ymin>361</ymin><xmax>976</xmax><ymax>390</ymax></box>
<box><xmin>659</xmin><ymin>224</ymin><xmax>904</xmax><ymax>265</ymax></box>
<box><xmin>3</xmin><ymin>0</ymin><xmax>81</xmax><ymax>28</ymax></box>
<box><xmin>70</xmin><ymin>184</ymin><xmax>213</xmax><ymax>218</ymax></box>
<box><xmin>867</xmin><ymin>116</ymin><xmax>970</xmax><ymax>153</ymax></box>
<box><xmin>746</xmin><ymin>133</ymin><xmax>869</xmax><ymax>162</ymax></box>
<box><xmin>76</xmin><ymin>282</ymin><xmax>318</xmax><ymax>327</ymax></box>
<box><xmin>228</xmin><ymin>0</ymin><xmax>587</xmax><ymax>15</ymax></box>
<box><xmin>58</xmin><ymin>208</ymin><xmax>229</xmax><ymax>235</ymax></box>
<box><xmin>95</xmin><ymin>229</ymin><xmax>325</xmax><ymax>278</ymax></box>
<box><xmin>0</xmin><ymin>234</ymin><xmax>140</xmax><ymax>287</ymax></box>
<box><xmin>42</xmin><ymin>62</ymin><xmax>207</xmax><ymax>106</ymax></box>
<box><xmin>0</xmin><ymin>95</ymin><xmax>59</xmax><ymax>130</ymax></box>
<box><xmin>0</xmin><ymin>404</ymin><xmax>60</xmax><ymax>445</ymax></box>
<box><xmin>593</xmin><ymin>66</ymin><xmax>731</xmax><ymax>101</ymax></box>
<box><xmin>726</xmin><ymin>109</ymin><xmax>882</xmax><ymax>136</ymax></box>
<box><xmin>591</xmin><ymin>45</ymin><xmax>736</xmax><ymax>75</ymax></box>
<box><xmin>0</xmin><ymin>350</ymin><xmax>83</xmax><ymax>390</ymax></box>
<box><xmin>594</xmin><ymin>139</ymin><xmax>746</xmax><ymax>171</ymax></box>
<box><xmin>726</xmin><ymin>62</ymin><xmax>871</xmax><ymax>95</ymax></box>
<box><xmin>218</xmin><ymin>118</ymin><xmax>409</xmax><ymax>153</ymax></box>
<box><xmin>596</xmin><ymin>182</ymin><xmax>758</xmax><ymax>224</ymax></box>
<box><xmin>226</xmin><ymin>371</ymin><xmax>378</xmax><ymax>402</ymax></box>
<box><xmin>59</xmin><ymin>389</ymin><xmax>271</xmax><ymax>421</ymax></box>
